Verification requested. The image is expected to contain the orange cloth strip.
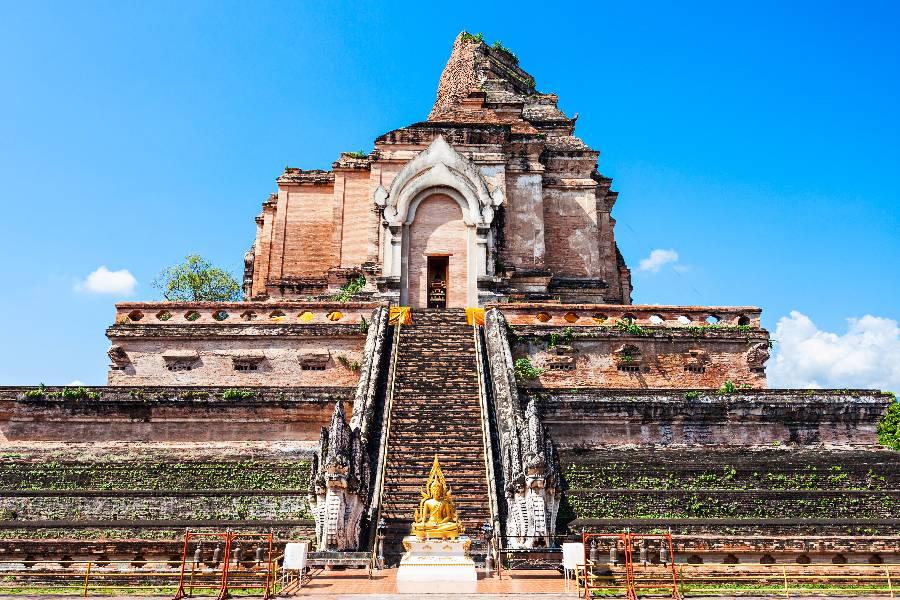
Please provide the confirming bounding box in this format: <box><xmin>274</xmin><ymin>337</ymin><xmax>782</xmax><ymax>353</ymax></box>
<box><xmin>389</xmin><ymin>306</ymin><xmax>412</xmax><ymax>325</ymax></box>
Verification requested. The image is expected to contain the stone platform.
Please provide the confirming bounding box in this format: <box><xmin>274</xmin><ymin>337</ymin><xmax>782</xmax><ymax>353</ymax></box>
<box><xmin>396</xmin><ymin>536</ymin><xmax>477</xmax><ymax>589</ymax></box>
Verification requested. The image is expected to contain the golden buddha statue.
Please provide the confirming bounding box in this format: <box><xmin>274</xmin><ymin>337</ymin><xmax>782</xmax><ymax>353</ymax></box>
<box><xmin>411</xmin><ymin>456</ymin><xmax>464</xmax><ymax>540</ymax></box>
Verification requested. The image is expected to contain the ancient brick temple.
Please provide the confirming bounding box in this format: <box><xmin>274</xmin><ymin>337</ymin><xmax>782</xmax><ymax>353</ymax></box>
<box><xmin>0</xmin><ymin>33</ymin><xmax>896</xmax><ymax>574</ymax></box>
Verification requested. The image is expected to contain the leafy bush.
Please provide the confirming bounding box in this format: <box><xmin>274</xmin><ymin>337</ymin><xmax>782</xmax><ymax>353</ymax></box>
<box><xmin>460</xmin><ymin>31</ymin><xmax>484</xmax><ymax>43</ymax></box>
<box><xmin>345</xmin><ymin>150</ymin><xmax>367</xmax><ymax>159</ymax></box>
<box><xmin>616</xmin><ymin>319</ymin><xmax>649</xmax><ymax>336</ymax></box>
<box><xmin>684</xmin><ymin>391</ymin><xmax>700</xmax><ymax>400</ymax></box>
<box><xmin>23</xmin><ymin>384</ymin><xmax>46</xmax><ymax>399</ymax></box>
<box><xmin>58</xmin><ymin>387</ymin><xmax>100</xmax><ymax>400</ymax></box>
<box><xmin>28</xmin><ymin>386</ymin><xmax>101</xmax><ymax>400</ymax></box>
<box><xmin>491</xmin><ymin>40</ymin><xmax>518</xmax><ymax>62</ymax></box>
<box><xmin>717</xmin><ymin>380</ymin><xmax>739</xmax><ymax>395</ymax></box>
<box><xmin>222</xmin><ymin>389</ymin><xmax>255</xmax><ymax>400</ymax></box>
<box><xmin>337</xmin><ymin>355</ymin><xmax>361</xmax><ymax>373</ymax></box>
<box><xmin>332</xmin><ymin>276</ymin><xmax>366</xmax><ymax>303</ymax></box>
<box><xmin>877</xmin><ymin>393</ymin><xmax>899</xmax><ymax>450</ymax></box>
<box><xmin>514</xmin><ymin>358</ymin><xmax>544</xmax><ymax>380</ymax></box>
<box><xmin>153</xmin><ymin>255</ymin><xmax>241</xmax><ymax>302</ymax></box>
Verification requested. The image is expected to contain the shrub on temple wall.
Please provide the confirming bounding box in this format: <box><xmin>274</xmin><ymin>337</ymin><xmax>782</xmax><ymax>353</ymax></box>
<box><xmin>877</xmin><ymin>393</ymin><xmax>900</xmax><ymax>450</ymax></box>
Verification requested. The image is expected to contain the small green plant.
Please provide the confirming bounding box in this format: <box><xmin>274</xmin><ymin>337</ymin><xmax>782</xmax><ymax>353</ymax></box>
<box><xmin>514</xmin><ymin>357</ymin><xmax>544</xmax><ymax>380</ymax></box>
<box><xmin>716</xmin><ymin>380</ymin><xmax>748</xmax><ymax>395</ymax></box>
<box><xmin>337</xmin><ymin>355</ymin><xmax>361</xmax><ymax>373</ymax></box>
<box><xmin>180</xmin><ymin>391</ymin><xmax>209</xmax><ymax>400</ymax></box>
<box><xmin>684</xmin><ymin>390</ymin><xmax>700</xmax><ymax>400</ymax></box>
<box><xmin>491</xmin><ymin>40</ymin><xmax>518</xmax><ymax>62</ymax></box>
<box><xmin>59</xmin><ymin>386</ymin><xmax>100</xmax><ymax>400</ymax></box>
<box><xmin>359</xmin><ymin>316</ymin><xmax>370</xmax><ymax>335</ymax></box>
<box><xmin>345</xmin><ymin>150</ymin><xmax>367</xmax><ymax>159</ymax></box>
<box><xmin>35</xmin><ymin>386</ymin><xmax>101</xmax><ymax>400</ymax></box>
<box><xmin>616</xmin><ymin>319</ymin><xmax>649</xmax><ymax>336</ymax></box>
<box><xmin>222</xmin><ymin>389</ymin><xmax>255</xmax><ymax>400</ymax></box>
<box><xmin>460</xmin><ymin>31</ymin><xmax>484</xmax><ymax>43</ymax></box>
<box><xmin>24</xmin><ymin>384</ymin><xmax>46</xmax><ymax>399</ymax></box>
<box><xmin>332</xmin><ymin>276</ymin><xmax>366</xmax><ymax>303</ymax></box>
<box><xmin>547</xmin><ymin>327</ymin><xmax>575</xmax><ymax>349</ymax></box>
<box><xmin>877</xmin><ymin>392</ymin><xmax>899</xmax><ymax>450</ymax></box>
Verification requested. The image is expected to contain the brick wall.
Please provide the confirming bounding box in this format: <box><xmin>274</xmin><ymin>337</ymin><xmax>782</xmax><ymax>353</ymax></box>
<box><xmin>108</xmin><ymin>337</ymin><xmax>364</xmax><ymax>387</ymax></box>
<box><xmin>0</xmin><ymin>386</ymin><xmax>351</xmax><ymax>442</ymax></box>
<box><xmin>339</xmin><ymin>170</ymin><xmax>374</xmax><ymax>267</ymax></box>
<box><xmin>0</xmin><ymin>443</ymin><xmax>315</xmax><ymax>559</ymax></box>
<box><xmin>514</xmin><ymin>335</ymin><xmax>767</xmax><ymax>389</ymax></box>
<box><xmin>530</xmin><ymin>389</ymin><xmax>892</xmax><ymax>447</ymax></box>
<box><xmin>542</xmin><ymin>187</ymin><xmax>601</xmax><ymax>277</ymax></box>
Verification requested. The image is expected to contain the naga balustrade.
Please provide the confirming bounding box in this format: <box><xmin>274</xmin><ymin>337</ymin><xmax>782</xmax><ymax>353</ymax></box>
<box><xmin>114</xmin><ymin>301</ymin><xmax>381</xmax><ymax>326</ymax></box>
<box><xmin>493</xmin><ymin>303</ymin><xmax>762</xmax><ymax>328</ymax></box>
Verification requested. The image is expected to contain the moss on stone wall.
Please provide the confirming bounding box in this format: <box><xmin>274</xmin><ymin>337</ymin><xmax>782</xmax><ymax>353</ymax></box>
<box><xmin>566</xmin><ymin>490</ymin><xmax>898</xmax><ymax>520</ymax></box>
<box><xmin>0</xmin><ymin>461</ymin><xmax>311</xmax><ymax>491</ymax></box>
<box><xmin>0</xmin><ymin>494</ymin><xmax>313</xmax><ymax>522</ymax></box>
<box><xmin>564</xmin><ymin>462</ymin><xmax>891</xmax><ymax>491</ymax></box>
<box><xmin>0</xmin><ymin>525</ymin><xmax>314</xmax><ymax>540</ymax></box>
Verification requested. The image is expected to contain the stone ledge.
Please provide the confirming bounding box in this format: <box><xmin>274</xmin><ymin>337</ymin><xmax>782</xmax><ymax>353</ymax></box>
<box><xmin>0</xmin><ymin>519</ymin><xmax>314</xmax><ymax>529</ymax></box>
<box><xmin>0</xmin><ymin>490</ymin><xmax>311</xmax><ymax>497</ymax></box>
<box><xmin>106</xmin><ymin>323</ymin><xmax>367</xmax><ymax>338</ymax></box>
<box><xmin>526</xmin><ymin>388</ymin><xmax>892</xmax><ymax>402</ymax></box>
<box><xmin>0</xmin><ymin>385</ymin><xmax>354</xmax><ymax>406</ymax></box>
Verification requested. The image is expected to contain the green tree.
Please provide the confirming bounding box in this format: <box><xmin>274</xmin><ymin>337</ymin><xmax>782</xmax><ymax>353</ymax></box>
<box><xmin>153</xmin><ymin>255</ymin><xmax>241</xmax><ymax>301</ymax></box>
<box><xmin>877</xmin><ymin>393</ymin><xmax>899</xmax><ymax>450</ymax></box>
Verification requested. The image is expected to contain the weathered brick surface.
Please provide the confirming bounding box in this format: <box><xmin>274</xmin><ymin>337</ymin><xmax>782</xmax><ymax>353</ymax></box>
<box><xmin>528</xmin><ymin>389</ymin><xmax>892</xmax><ymax>447</ymax></box>
<box><xmin>244</xmin><ymin>32</ymin><xmax>633</xmax><ymax>304</ymax></box>
<box><xmin>106</xmin><ymin>302</ymin><xmax>376</xmax><ymax>386</ymax></box>
<box><xmin>0</xmin><ymin>386</ymin><xmax>351</xmax><ymax>442</ymax></box>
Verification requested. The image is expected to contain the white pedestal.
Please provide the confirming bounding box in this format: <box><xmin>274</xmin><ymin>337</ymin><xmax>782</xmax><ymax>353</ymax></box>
<box><xmin>396</xmin><ymin>535</ymin><xmax>477</xmax><ymax>590</ymax></box>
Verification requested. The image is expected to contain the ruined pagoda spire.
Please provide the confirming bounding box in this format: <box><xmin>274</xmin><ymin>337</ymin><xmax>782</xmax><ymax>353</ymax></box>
<box><xmin>428</xmin><ymin>32</ymin><xmax>539</xmax><ymax>122</ymax></box>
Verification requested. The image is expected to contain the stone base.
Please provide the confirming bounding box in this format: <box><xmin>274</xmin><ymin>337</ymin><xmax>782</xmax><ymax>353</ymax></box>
<box><xmin>396</xmin><ymin>535</ymin><xmax>477</xmax><ymax>586</ymax></box>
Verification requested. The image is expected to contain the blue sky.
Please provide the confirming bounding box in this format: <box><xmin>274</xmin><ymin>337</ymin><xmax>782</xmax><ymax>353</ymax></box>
<box><xmin>0</xmin><ymin>1</ymin><xmax>897</xmax><ymax>388</ymax></box>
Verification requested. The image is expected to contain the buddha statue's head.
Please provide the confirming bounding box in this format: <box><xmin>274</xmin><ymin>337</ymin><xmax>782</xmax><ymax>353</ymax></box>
<box><xmin>429</xmin><ymin>478</ymin><xmax>445</xmax><ymax>500</ymax></box>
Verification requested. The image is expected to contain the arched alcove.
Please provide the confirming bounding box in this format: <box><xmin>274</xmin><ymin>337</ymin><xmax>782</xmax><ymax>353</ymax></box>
<box><xmin>405</xmin><ymin>194</ymin><xmax>470</xmax><ymax>308</ymax></box>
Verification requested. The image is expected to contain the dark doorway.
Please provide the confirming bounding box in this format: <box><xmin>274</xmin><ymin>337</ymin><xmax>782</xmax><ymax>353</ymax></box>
<box><xmin>426</xmin><ymin>256</ymin><xmax>448</xmax><ymax>308</ymax></box>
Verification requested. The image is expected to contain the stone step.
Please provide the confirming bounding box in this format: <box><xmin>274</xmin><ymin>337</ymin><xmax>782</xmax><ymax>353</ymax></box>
<box><xmin>379</xmin><ymin>309</ymin><xmax>491</xmax><ymax>558</ymax></box>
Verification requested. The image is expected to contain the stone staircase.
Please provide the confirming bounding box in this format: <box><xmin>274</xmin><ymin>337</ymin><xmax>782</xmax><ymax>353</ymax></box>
<box><xmin>379</xmin><ymin>309</ymin><xmax>491</xmax><ymax>560</ymax></box>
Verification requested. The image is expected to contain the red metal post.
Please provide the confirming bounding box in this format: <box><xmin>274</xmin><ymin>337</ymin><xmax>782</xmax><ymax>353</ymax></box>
<box><xmin>172</xmin><ymin>530</ymin><xmax>192</xmax><ymax>600</ymax></box>
<box><xmin>262</xmin><ymin>533</ymin><xmax>274</xmax><ymax>600</ymax></box>
<box><xmin>216</xmin><ymin>531</ymin><xmax>233</xmax><ymax>600</ymax></box>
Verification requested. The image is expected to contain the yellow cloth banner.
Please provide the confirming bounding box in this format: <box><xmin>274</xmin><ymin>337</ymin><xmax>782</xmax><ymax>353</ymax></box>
<box><xmin>389</xmin><ymin>306</ymin><xmax>412</xmax><ymax>325</ymax></box>
<box><xmin>465</xmin><ymin>307</ymin><xmax>485</xmax><ymax>326</ymax></box>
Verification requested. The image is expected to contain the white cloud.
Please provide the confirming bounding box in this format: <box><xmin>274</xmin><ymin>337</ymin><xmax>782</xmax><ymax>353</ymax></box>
<box><xmin>768</xmin><ymin>311</ymin><xmax>900</xmax><ymax>390</ymax></box>
<box><xmin>637</xmin><ymin>249</ymin><xmax>680</xmax><ymax>273</ymax></box>
<box><xmin>67</xmin><ymin>380</ymin><xmax>84</xmax><ymax>386</ymax></box>
<box><xmin>75</xmin><ymin>266</ymin><xmax>137</xmax><ymax>296</ymax></box>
